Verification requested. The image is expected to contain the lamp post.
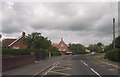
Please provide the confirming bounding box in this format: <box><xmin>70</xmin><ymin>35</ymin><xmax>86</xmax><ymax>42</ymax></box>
<box><xmin>113</xmin><ymin>18</ymin><xmax>115</xmax><ymax>49</ymax></box>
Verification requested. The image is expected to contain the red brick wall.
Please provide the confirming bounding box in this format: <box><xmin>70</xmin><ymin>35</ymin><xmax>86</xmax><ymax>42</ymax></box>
<box><xmin>10</xmin><ymin>37</ymin><xmax>26</xmax><ymax>49</ymax></box>
<box><xmin>2</xmin><ymin>53</ymin><xmax>35</xmax><ymax>72</ymax></box>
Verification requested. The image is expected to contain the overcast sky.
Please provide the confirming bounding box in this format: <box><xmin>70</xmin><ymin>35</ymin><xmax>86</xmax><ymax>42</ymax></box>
<box><xmin>1</xmin><ymin>1</ymin><xmax>119</xmax><ymax>46</ymax></box>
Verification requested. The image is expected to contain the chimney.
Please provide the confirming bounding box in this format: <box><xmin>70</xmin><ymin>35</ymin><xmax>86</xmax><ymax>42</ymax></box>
<box><xmin>22</xmin><ymin>32</ymin><xmax>25</xmax><ymax>37</ymax></box>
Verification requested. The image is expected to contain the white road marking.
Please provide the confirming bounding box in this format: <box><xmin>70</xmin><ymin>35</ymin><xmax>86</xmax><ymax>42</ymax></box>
<box><xmin>90</xmin><ymin>68</ymin><xmax>102</xmax><ymax>77</ymax></box>
<box><xmin>43</xmin><ymin>65</ymin><xmax>56</xmax><ymax>75</ymax></box>
<box><xmin>81</xmin><ymin>60</ymin><xmax>88</xmax><ymax>66</ymax></box>
<box><xmin>32</xmin><ymin>61</ymin><xmax>59</xmax><ymax>77</ymax></box>
<box><xmin>109</xmin><ymin>69</ymin><xmax>114</xmax><ymax>71</ymax></box>
<box><xmin>81</xmin><ymin>60</ymin><xmax>102</xmax><ymax>77</ymax></box>
<box><xmin>43</xmin><ymin>61</ymin><xmax>59</xmax><ymax>76</ymax></box>
<box><xmin>101</xmin><ymin>61</ymin><xmax>118</xmax><ymax>68</ymax></box>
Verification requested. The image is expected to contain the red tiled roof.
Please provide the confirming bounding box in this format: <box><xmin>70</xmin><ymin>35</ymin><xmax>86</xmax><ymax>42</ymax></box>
<box><xmin>2</xmin><ymin>39</ymin><xmax>16</xmax><ymax>47</ymax></box>
<box><xmin>52</xmin><ymin>43</ymin><xmax>58</xmax><ymax>48</ymax></box>
<box><xmin>2</xmin><ymin>32</ymin><xmax>26</xmax><ymax>48</ymax></box>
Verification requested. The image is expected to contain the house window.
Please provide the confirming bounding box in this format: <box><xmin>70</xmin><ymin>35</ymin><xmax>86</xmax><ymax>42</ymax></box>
<box><xmin>13</xmin><ymin>47</ymin><xmax>19</xmax><ymax>49</ymax></box>
<box><xmin>59</xmin><ymin>49</ymin><xmax>61</xmax><ymax>51</ymax></box>
<box><xmin>63</xmin><ymin>49</ymin><xmax>66</xmax><ymax>51</ymax></box>
<box><xmin>61</xmin><ymin>44</ymin><xmax>64</xmax><ymax>47</ymax></box>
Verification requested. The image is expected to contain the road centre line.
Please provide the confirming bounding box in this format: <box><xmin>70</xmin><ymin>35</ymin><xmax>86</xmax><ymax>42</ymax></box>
<box><xmin>90</xmin><ymin>68</ymin><xmax>102</xmax><ymax>77</ymax></box>
<box><xmin>81</xmin><ymin>60</ymin><xmax>88</xmax><ymax>66</ymax></box>
<box><xmin>81</xmin><ymin>60</ymin><xmax>102</xmax><ymax>77</ymax></box>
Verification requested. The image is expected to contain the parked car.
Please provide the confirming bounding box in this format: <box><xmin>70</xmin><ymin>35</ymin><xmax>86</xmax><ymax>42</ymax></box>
<box><xmin>91</xmin><ymin>52</ymin><xmax>96</xmax><ymax>55</ymax></box>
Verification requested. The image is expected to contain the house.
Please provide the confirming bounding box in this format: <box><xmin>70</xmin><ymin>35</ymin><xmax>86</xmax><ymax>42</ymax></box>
<box><xmin>2</xmin><ymin>32</ymin><xmax>26</xmax><ymax>49</ymax></box>
<box><xmin>52</xmin><ymin>38</ymin><xmax>68</xmax><ymax>54</ymax></box>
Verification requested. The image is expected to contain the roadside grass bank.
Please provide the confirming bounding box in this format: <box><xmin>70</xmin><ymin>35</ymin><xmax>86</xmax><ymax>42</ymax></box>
<box><xmin>87</xmin><ymin>54</ymin><xmax>120</xmax><ymax>66</ymax></box>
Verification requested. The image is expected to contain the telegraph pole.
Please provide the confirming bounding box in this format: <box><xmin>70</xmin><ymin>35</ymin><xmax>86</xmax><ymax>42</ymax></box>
<box><xmin>113</xmin><ymin>18</ymin><xmax>115</xmax><ymax>49</ymax></box>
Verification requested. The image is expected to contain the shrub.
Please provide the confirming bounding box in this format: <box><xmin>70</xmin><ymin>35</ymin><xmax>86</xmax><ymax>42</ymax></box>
<box><xmin>2</xmin><ymin>49</ymin><xmax>33</xmax><ymax>56</ymax></box>
<box><xmin>35</xmin><ymin>50</ymin><xmax>47</xmax><ymax>60</ymax></box>
<box><xmin>2</xmin><ymin>48</ymin><xmax>61</xmax><ymax>60</ymax></box>
<box><xmin>105</xmin><ymin>48</ymin><xmax>120</xmax><ymax>62</ymax></box>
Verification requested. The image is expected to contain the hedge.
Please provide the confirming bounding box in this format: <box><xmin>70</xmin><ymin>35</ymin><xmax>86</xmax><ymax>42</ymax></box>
<box><xmin>2</xmin><ymin>48</ymin><xmax>61</xmax><ymax>60</ymax></box>
<box><xmin>105</xmin><ymin>48</ymin><xmax>120</xmax><ymax>62</ymax></box>
<box><xmin>2</xmin><ymin>49</ymin><xmax>33</xmax><ymax>56</ymax></box>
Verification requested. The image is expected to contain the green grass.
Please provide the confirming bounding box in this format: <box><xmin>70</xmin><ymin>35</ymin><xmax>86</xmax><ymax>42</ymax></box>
<box><xmin>91</xmin><ymin>54</ymin><xmax>120</xmax><ymax>65</ymax></box>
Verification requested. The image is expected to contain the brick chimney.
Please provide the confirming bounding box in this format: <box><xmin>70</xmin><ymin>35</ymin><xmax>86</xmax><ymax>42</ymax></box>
<box><xmin>22</xmin><ymin>32</ymin><xmax>25</xmax><ymax>37</ymax></box>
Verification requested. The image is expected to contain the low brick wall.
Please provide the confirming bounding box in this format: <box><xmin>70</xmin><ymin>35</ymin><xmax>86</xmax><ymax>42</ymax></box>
<box><xmin>2</xmin><ymin>52</ymin><xmax>35</xmax><ymax>72</ymax></box>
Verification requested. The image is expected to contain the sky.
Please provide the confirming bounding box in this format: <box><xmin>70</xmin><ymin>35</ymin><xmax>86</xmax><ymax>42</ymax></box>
<box><xmin>1</xmin><ymin>0</ymin><xmax>119</xmax><ymax>46</ymax></box>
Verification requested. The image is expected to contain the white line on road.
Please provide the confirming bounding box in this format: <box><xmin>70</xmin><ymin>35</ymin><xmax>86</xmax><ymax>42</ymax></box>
<box><xmin>32</xmin><ymin>61</ymin><xmax>59</xmax><ymax>77</ymax></box>
<box><xmin>42</xmin><ymin>61</ymin><xmax>59</xmax><ymax>76</ymax></box>
<box><xmin>90</xmin><ymin>68</ymin><xmax>102</xmax><ymax>77</ymax></box>
<box><xmin>81</xmin><ymin>60</ymin><xmax>102</xmax><ymax>77</ymax></box>
<box><xmin>81</xmin><ymin>60</ymin><xmax>88</xmax><ymax>66</ymax></box>
<box><xmin>43</xmin><ymin>65</ymin><xmax>56</xmax><ymax>76</ymax></box>
<box><xmin>101</xmin><ymin>61</ymin><xmax>118</xmax><ymax>68</ymax></box>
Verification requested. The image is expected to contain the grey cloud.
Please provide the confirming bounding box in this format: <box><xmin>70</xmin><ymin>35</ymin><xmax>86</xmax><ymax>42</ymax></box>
<box><xmin>2</xmin><ymin>2</ymin><xmax>118</xmax><ymax>46</ymax></box>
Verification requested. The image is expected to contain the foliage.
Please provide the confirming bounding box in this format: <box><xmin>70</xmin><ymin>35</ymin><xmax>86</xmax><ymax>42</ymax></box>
<box><xmin>68</xmin><ymin>43</ymin><xmax>86</xmax><ymax>54</ymax></box>
<box><xmin>114</xmin><ymin>36</ymin><xmax>120</xmax><ymax>48</ymax></box>
<box><xmin>88</xmin><ymin>44</ymin><xmax>103</xmax><ymax>53</ymax></box>
<box><xmin>2</xmin><ymin>49</ymin><xmax>34</xmax><ymax>56</ymax></box>
<box><xmin>104</xmin><ymin>44</ymin><xmax>113</xmax><ymax>52</ymax></box>
<box><xmin>48</xmin><ymin>47</ymin><xmax>61</xmax><ymax>56</ymax></box>
<box><xmin>105</xmin><ymin>48</ymin><xmax>120</xmax><ymax>62</ymax></box>
<box><xmin>97</xmin><ymin>42</ymin><xmax>103</xmax><ymax>47</ymax></box>
<box><xmin>23</xmin><ymin>32</ymin><xmax>51</xmax><ymax>50</ymax></box>
<box><xmin>2</xmin><ymin>48</ymin><xmax>48</xmax><ymax>60</ymax></box>
<box><xmin>35</xmin><ymin>50</ymin><xmax>47</xmax><ymax>60</ymax></box>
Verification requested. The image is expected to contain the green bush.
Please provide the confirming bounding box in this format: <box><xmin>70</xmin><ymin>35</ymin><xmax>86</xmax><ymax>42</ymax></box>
<box><xmin>51</xmin><ymin>51</ymin><xmax>61</xmax><ymax>56</ymax></box>
<box><xmin>35</xmin><ymin>50</ymin><xmax>47</xmax><ymax>60</ymax></box>
<box><xmin>105</xmin><ymin>48</ymin><xmax>120</xmax><ymax>62</ymax></box>
<box><xmin>2</xmin><ymin>49</ymin><xmax>34</xmax><ymax>56</ymax></box>
<box><xmin>2</xmin><ymin>48</ymin><xmax>61</xmax><ymax>60</ymax></box>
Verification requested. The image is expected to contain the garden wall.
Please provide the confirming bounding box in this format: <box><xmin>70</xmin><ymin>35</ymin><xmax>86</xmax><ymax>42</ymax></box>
<box><xmin>2</xmin><ymin>52</ymin><xmax>35</xmax><ymax>72</ymax></box>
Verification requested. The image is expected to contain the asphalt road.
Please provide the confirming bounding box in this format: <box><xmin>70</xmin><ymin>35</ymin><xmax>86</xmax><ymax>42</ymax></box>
<box><xmin>41</xmin><ymin>55</ymin><xmax>119</xmax><ymax>77</ymax></box>
<box><xmin>2</xmin><ymin>54</ymin><xmax>119</xmax><ymax>77</ymax></box>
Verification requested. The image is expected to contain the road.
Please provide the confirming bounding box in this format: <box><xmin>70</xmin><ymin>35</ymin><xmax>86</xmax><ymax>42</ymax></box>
<box><xmin>40</xmin><ymin>55</ymin><xmax>119</xmax><ymax>77</ymax></box>
<box><xmin>2</xmin><ymin>54</ymin><xmax>119</xmax><ymax>77</ymax></box>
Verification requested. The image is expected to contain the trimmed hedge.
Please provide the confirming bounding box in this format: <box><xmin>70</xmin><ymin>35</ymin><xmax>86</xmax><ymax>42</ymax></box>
<box><xmin>2</xmin><ymin>49</ymin><xmax>33</xmax><ymax>56</ymax></box>
<box><xmin>2</xmin><ymin>48</ymin><xmax>61</xmax><ymax>60</ymax></box>
<box><xmin>105</xmin><ymin>48</ymin><xmax>120</xmax><ymax>62</ymax></box>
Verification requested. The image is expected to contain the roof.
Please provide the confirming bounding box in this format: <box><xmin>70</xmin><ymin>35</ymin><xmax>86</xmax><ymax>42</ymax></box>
<box><xmin>52</xmin><ymin>43</ymin><xmax>58</xmax><ymax>48</ymax></box>
<box><xmin>2</xmin><ymin>39</ymin><xmax>16</xmax><ymax>47</ymax></box>
<box><xmin>2</xmin><ymin>32</ymin><xmax>26</xmax><ymax>47</ymax></box>
<box><xmin>58</xmin><ymin>38</ymin><xmax>68</xmax><ymax>47</ymax></box>
<box><xmin>8</xmin><ymin>36</ymin><xmax>23</xmax><ymax>47</ymax></box>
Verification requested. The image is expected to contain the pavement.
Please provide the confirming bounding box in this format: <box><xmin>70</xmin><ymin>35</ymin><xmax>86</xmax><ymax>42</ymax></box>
<box><xmin>2</xmin><ymin>54</ymin><xmax>120</xmax><ymax>77</ymax></box>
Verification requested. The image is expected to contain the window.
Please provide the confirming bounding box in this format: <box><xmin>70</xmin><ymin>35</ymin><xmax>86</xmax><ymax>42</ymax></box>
<box><xmin>13</xmin><ymin>47</ymin><xmax>19</xmax><ymax>49</ymax></box>
<box><xmin>59</xmin><ymin>49</ymin><xmax>61</xmax><ymax>51</ymax></box>
<box><xmin>61</xmin><ymin>44</ymin><xmax>64</xmax><ymax>47</ymax></box>
<box><xmin>63</xmin><ymin>49</ymin><xmax>66</xmax><ymax>51</ymax></box>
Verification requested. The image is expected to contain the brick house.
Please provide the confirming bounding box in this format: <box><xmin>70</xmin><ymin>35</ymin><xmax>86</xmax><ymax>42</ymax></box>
<box><xmin>52</xmin><ymin>38</ymin><xmax>68</xmax><ymax>54</ymax></box>
<box><xmin>2</xmin><ymin>32</ymin><xmax>26</xmax><ymax>49</ymax></box>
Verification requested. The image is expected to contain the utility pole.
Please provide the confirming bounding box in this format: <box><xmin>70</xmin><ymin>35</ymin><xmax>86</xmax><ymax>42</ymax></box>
<box><xmin>113</xmin><ymin>18</ymin><xmax>115</xmax><ymax>49</ymax></box>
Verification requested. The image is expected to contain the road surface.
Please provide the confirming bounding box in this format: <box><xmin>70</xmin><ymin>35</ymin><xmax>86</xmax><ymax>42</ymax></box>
<box><xmin>40</xmin><ymin>55</ymin><xmax>119</xmax><ymax>77</ymax></box>
<box><xmin>2</xmin><ymin>54</ymin><xmax>119</xmax><ymax>77</ymax></box>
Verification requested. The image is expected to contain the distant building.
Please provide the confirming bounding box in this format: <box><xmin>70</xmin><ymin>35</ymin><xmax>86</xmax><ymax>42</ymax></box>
<box><xmin>2</xmin><ymin>32</ymin><xmax>26</xmax><ymax>49</ymax></box>
<box><xmin>52</xmin><ymin>38</ymin><xmax>68</xmax><ymax>54</ymax></box>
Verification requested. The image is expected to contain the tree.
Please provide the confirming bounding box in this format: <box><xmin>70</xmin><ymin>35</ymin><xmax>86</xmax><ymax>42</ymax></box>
<box><xmin>114</xmin><ymin>36</ymin><xmax>120</xmax><ymax>48</ymax></box>
<box><xmin>0</xmin><ymin>34</ymin><xmax>1</xmax><ymax>39</ymax></box>
<box><xmin>68</xmin><ymin>43</ymin><xmax>86</xmax><ymax>54</ymax></box>
<box><xmin>23</xmin><ymin>32</ymin><xmax>51</xmax><ymax>50</ymax></box>
<box><xmin>88</xmin><ymin>44</ymin><xmax>103</xmax><ymax>53</ymax></box>
<box><xmin>97</xmin><ymin>42</ymin><xmax>103</xmax><ymax>47</ymax></box>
